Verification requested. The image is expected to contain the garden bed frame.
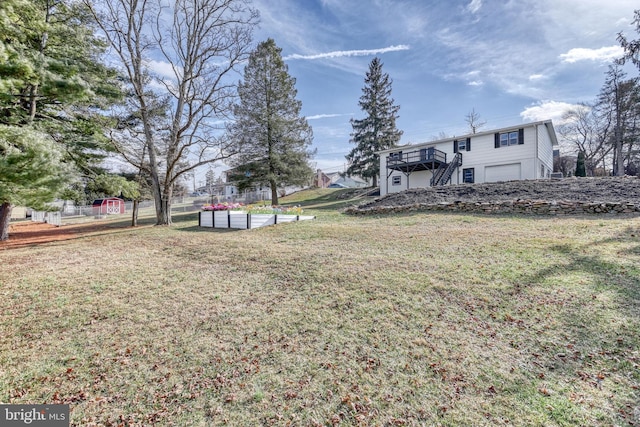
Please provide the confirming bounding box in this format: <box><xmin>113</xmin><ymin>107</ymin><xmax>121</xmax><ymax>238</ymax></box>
<box><xmin>199</xmin><ymin>210</ymin><xmax>315</xmax><ymax>229</ymax></box>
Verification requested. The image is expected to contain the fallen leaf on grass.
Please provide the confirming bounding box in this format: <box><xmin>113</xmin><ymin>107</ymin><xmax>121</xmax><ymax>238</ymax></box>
<box><xmin>538</xmin><ymin>387</ymin><xmax>552</xmax><ymax>396</ymax></box>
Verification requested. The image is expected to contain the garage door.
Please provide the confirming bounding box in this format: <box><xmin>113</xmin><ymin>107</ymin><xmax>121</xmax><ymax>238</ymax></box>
<box><xmin>485</xmin><ymin>163</ymin><xmax>521</xmax><ymax>182</ymax></box>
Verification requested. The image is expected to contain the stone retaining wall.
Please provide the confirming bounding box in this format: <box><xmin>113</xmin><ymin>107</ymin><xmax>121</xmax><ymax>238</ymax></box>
<box><xmin>345</xmin><ymin>199</ymin><xmax>640</xmax><ymax>216</ymax></box>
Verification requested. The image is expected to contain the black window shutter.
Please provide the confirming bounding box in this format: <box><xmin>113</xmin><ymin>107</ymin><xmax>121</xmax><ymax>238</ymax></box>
<box><xmin>453</xmin><ymin>140</ymin><xmax>458</xmax><ymax>153</ymax></box>
<box><xmin>494</xmin><ymin>133</ymin><xmax>500</xmax><ymax>148</ymax></box>
<box><xmin>466</xmin><ymin>137</ymin><xmax>471</xmax><ymax>151</ymax></box>
<box><xmin>518</xmin><ymin>128</ymin><xmax>524</xmax><ymax>144</ymax></box>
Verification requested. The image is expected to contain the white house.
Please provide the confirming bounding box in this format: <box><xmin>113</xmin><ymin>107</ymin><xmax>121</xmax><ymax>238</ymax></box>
<box><xmin>378</xmin><ymin>120</ymin><xmax>558</xmax><ymax>196</ymax></box>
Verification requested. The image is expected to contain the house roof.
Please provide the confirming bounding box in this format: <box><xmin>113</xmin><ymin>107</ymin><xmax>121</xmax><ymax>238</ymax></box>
<box><xmin>324</xmin><ymin>171</ymin><xmax>368</xmax><ymax>185</ymax></box>
<box><xmin>377</xmin><ymin>120</ymin><xmax>558</xmax><ymax>154</ymax></box>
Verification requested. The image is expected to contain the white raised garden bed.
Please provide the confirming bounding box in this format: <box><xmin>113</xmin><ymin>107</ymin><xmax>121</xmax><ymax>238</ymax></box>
<box><xmin>199</xmin><ymin>211</ymin><xmax>315</xmax><ymax>230</ymax></box>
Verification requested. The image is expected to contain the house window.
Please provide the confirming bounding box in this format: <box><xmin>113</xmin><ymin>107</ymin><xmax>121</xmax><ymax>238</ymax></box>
<box><xmin>463</xmin><ymin>168</ymin><xmax>474</xmax><ymax>183</ymax></box>
<box><xmin>392</xmin><ymin>175</ymin><xmax>402</xmax><ymax>186</ymax></box>
<box><xmin>540</xmin><ymin>165</ymin><xmax>545</xmax><ymax>178</ymax></box>
<box><xmin>389</xmin><ymin>151</ymin><xmax>403</xmax><ymax>161</ymax></box>
<box><xmin>500</xmin><ymin>131</ymin><xmax>518</xmax><ymax>146</ymax></box>
<box><xmin>453</xmin><ymin>138</ymin><xmax>470</xmax><ymax>153</ymax></box>
<box><xmin>495</xmin><ymin>129</ymin><xmax>524</xmax><ymax>148</ymax></box>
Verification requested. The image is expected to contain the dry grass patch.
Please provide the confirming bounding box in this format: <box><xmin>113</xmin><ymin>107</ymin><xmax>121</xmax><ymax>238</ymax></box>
<box><xmin>1</xmin><ymin>210</ymin><xmax>639</xmax><ymax>426</ymax></box>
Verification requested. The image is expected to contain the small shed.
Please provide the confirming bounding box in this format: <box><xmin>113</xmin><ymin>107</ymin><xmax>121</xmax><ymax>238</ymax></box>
<box><xmin>10</xmin><ymin>206</ymin><xmax>27</xmax><ymax>220</ymax></box>
<box><xmin>92</xmin><ymin>197</ymin><xmax>125</xmax><ymax>215</ymax></box>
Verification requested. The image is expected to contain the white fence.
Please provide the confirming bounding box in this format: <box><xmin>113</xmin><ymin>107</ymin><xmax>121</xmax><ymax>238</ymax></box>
<box><xmin>31</xmin><ymin>211</ymin><xmax>46</xmax><ymax>222</ymax></box>
<box><xmin>31</xmin><ymin>211</ymin><xmax>62</xmax><ymax>226</ymax></box>
<box><xmin>59</xmin><ymin>200</ymin><xmax>156</xmax><ymax>217</ymax></box>
<box><xmin>28</xmin><ymin>199</ymin><xmax>204</xmax><ymax>226</ymax></box>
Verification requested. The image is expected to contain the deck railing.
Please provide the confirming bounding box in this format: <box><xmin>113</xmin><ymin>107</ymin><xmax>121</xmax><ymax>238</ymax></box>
<box><xmin>387</xmin><ymin>147</ymin><xmax>447</xmax><ymax>165</ymax></box>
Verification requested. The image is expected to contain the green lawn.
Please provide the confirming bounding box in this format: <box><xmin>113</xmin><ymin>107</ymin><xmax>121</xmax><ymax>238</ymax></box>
<box><xmin>1</xmin><ymin>191</ymin><xmax>639</xmax><ymax>426</ymax></box>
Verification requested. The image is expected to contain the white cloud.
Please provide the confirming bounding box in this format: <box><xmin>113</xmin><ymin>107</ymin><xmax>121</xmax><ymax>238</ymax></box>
<box><xmin>615</xmin><ymin>17</ymin><xmax>630</xmax><ymax>27</ymax></box>
<box><xmin>285</xmin><ymin>45</ymin><xmax>410</xmax><ymax>60</ymax></box>
<box><xmin>433</xmin><ymin>1</ymin><xmax>638</xmax><ymax>99</ymax></box>
<box><xmin>520</xmin><ymin>100</ymin><xmax>581</xmax><ymax>124</ymax></box>
<box><xmin>559</xmin><ymin>46</ymin><xmax>624</xmax><ymax>63</ymax></box>
<box><xmin>468</xmin><ymin>80</ymin><xmax>483</xmax><ymax>86</ymax></box>
<box><xmin>146</xmin><ymin>59</ymin><xmax>180</xmax><ymax>79</ymax></box>
<box><xmin>466</xmin><ymin>0</ymin><xmax>482</xmax><ymax>14</ymax></box>
<box><xmin>307</xmin><ymin>113</ymin><xmax>351</xmax><ymax>120</ymax></box>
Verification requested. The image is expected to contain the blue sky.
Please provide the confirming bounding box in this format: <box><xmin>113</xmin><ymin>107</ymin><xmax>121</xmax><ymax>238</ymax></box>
<box><xmin>247</xmin><ymin>0</ymin><xmax>639</xmax><ymax>174</ymax></box>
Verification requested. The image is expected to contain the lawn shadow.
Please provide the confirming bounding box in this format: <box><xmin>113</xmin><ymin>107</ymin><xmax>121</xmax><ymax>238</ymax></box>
<box><xmin>494</xmin><ymin>228</ymin><xmax>640</xmax><ymax>424</ymax></box>
<box><xmin>508</xmin><ymin>219</ymin><xmax>640</xmax><ymax>308</ymax></box>
<box><xmin>178</xmin><ymin>225</ymin><xmax>242</xmax><ymax>234</ymax></box>
<box><xmin>366</xmin><ymin>208</ymin><xmax>640</xmax><ymax>223</ymax></box>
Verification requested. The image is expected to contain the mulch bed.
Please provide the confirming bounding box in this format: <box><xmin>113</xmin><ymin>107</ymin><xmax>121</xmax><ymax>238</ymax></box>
<box><xmin>0</xmin><ymin>221</ymin><xmax>139</xmax><ymax>250</ymax></box>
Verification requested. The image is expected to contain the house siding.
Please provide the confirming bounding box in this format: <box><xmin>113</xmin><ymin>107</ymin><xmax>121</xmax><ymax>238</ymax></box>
<box><xmin>380</xmin><ymin>121</ymin><xmax>557</xmax><ymax>196</ymax></box>
<box><xmin>536</xmin><ymin>123</ymin><xmax>554</xmax><ymax>178</ymax></box>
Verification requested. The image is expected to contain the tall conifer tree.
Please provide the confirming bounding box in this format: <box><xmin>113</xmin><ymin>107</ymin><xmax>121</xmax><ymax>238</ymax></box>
<box><xmin>229</xmin><ymin>38</ymin><xmax>314</xmax><ymax>205</ymax></box>
<box><xmin>0</xmin><ymin>126</ymin><xmax>70</xmax><ymax>240</ymax></box>
<box><xmin>0</xmin><ymin>0</ymin><xmax>121</xmax><ymax>240</ymax></box>
<box><xmin>346</xmin><ymin>58</ymin><xmax>402</xmax><ymax>187</ymax></box>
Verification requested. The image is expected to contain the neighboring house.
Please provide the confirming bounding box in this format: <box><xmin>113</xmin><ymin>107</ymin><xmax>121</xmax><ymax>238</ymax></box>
<box><xmin>330</xmin><ymin>174</ymin><xmax>369</xmax><ymax>188</ymax></box>
<box><xmin>316</xmin><ymin>171</ymin><xmax>370</xmax><ymax>188</ymax></box>
<box><xmin>221</xmin><ymin>168</ymin><xmax>306</xmax><ymax>203</ymax></box>
<box><xmin>378</xmin><ymin>120</ymin><xmax>558</xmax><ymax>196</ymax></box>
<box><xmin>313</xmin><ymin>169</ymin><xmax>332</xmax><ymax>188</ymax></box>
<box><xmin>195</xmin><ymin>183</ymin><xmax>238</xmax><ymax>201</ymax></box>
<box><xmin>222</xmin><ymin>167</ymin><xmax>272</xmax><ymax>203</ymax></box>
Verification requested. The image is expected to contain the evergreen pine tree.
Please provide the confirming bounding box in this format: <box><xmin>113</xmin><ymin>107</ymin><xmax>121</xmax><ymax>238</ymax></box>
<box><xmin>618</xmin><ymin>10</ymin><xmax>640</xmax><ymax>72</ymax></box>
<box><xmin>0</xmin><ymin>0</ymin><xmax>122</xmax><ymax>240</ymax></box>
<box><xmin>0</xmin><ymin>0</ymin><xmax>121</xmax><ymax>131</ymax></box>
<box><xmin>228</xmin><ymin>39</ymin><xmax>314</xmax><ymax>205</ymax></box>
<box><xmin>346</xmin><ymin>58</ymin><xmax>403</xmax><ymax>187</ymax></box>
<box><xmin>0</xmin><ymin>126</ymin><xmax>71</xmax><ymax>240</ymax></box>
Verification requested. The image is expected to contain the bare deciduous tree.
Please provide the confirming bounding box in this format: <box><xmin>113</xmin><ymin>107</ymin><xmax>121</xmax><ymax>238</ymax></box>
<box><xmin>465</xmin><ymin>108</ymin><xmax>486</xmax><ymax>134</ymax></box>
<box><xmin>85</xmin><ymin>0</ymin><xmax>258</xmax><ymax>225</ymax></box>
<box><xmin>596</xmin><ymin>65</ymin><xmax>640</xmax><ymax>176</ymax></box>
<box><xmin>558</xmin><ymin>103</ymin><xmax>612</xmax><ymax>176</ymax></box>
<box><xmin>553</xmin><ymin>155</ymin><xmax>576</xmax><ymax>177</ymax></box>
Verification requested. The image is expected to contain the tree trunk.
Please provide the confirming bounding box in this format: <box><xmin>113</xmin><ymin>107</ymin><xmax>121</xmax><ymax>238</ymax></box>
<box><xmin>154</xmin><ymin>183</ymin><xmax>173</xmax><ymax>225</ymax></box>
<box><xmin>614</xmin><ymin>124</ymin><xmax>625</xmax><ymax>176</ymax></box>
<box><xmin>157</xmin><ymin>197</ymin><xmax>172</xmax><ymax>225</ymax></box>
<box><xmin>270</xmin><ymin>179</ymin><xmax>278</xmax><ymax>205</ymax></box>
<box><xmin>131</xmin><ymin>199</ymin><xmax>139</xmax><ymax>227</ymax></box>
<box><xmin>0</xmin><ymin>202</ymin><xmax>13</xmax><ymax>241</ymax></box>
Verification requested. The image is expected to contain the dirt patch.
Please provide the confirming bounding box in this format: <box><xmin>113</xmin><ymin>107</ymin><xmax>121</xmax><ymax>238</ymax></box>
<box><xmin>356</xmin><ymin>176</ymin><xmax>640</xmax><ymax>210</ymax></box>
<box><xmin>0</xmin><ymin>220</ymin><xmax>145</xmax><ymax>250</ymax></box>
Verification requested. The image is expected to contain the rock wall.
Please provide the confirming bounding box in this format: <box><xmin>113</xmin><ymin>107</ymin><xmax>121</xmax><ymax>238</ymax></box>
<box><xmin>345</xmin><ymin>199</ymin><xmax>640</xmax><ymax>216</ymax></box>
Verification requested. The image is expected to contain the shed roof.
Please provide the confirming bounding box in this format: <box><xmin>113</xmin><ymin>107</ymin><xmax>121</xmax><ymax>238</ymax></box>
<box><xmin>92</xmin><ymin>197</ymin><xmax>124</xmax><ymax>205</ymax></box>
